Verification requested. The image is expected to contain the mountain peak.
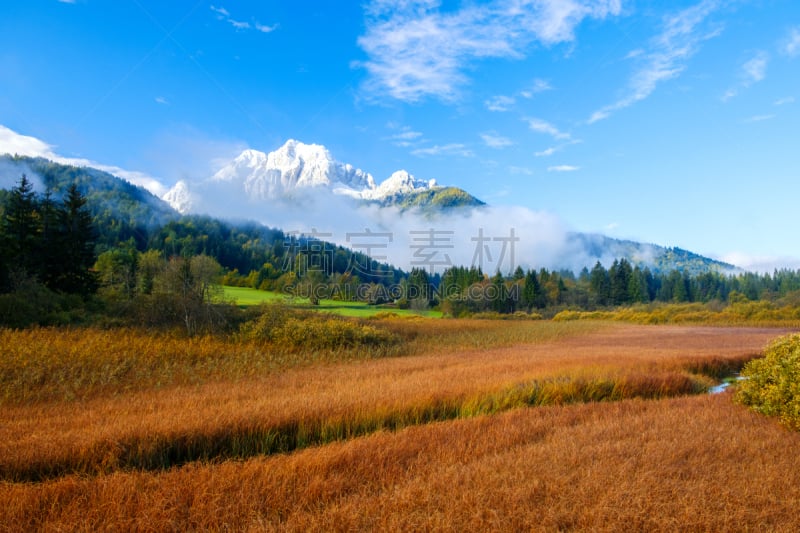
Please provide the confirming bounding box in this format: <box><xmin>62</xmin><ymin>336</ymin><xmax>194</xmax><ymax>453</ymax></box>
<box><xmin>162</xmin><ymin>139</ymin><xmax>475</xmax><ymax>213</ymax></box>
<box><xmin>271</xmin><ymin>139</ymin><xmax>330</xmax><ymax>164</ymax></box>
<box><xmin>236</xmin><ymin>148</ymin><xmax>267</xmax><ymax>163</ymax></box>
<box><xmin>162</xmin><ymin>179</ymin><xmax>193</xmax><ymax>214</ymax></box>
<box><xmin>359</xmin><ymin>170</ymin><xmax>438</xmax><ymax>200</ymax></box>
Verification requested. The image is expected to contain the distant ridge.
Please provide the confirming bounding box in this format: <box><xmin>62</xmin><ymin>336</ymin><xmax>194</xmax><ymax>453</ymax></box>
<box><xmin>0</xmin><ymin>154</ymin><xmax>739</xmax><ymax>274</ymax></box>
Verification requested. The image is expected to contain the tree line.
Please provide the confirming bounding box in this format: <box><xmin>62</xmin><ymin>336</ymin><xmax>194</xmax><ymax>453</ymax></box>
<box><xmin>5</xmin><ymin>164</ymin><xmax>800</xmax><ymax>327</ymax></box>
<box><xmin>430</xmin><ymin>260</ymin><xmax>800</xmax><ymax>316</ymax></box>
<box><xmin>0</xmin><ymin>174</ymin><xmax>96</xmax><ymax>296</ymax></box>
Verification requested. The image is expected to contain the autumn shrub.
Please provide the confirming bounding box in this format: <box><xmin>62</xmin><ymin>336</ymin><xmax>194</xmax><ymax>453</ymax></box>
<box><xmin>736</xmin><ymin>333</ymin><xmax>800</xmax><ymax>430</ymax></box>
<box><xmin>239</xmin><ymin>304</ymin><xmax>399</xmax><ymax>351</ymax></box>
<box><xmin>469</xmin><ymin>311</ymin><xmax>543</xmax><ymax>320</ymax></box>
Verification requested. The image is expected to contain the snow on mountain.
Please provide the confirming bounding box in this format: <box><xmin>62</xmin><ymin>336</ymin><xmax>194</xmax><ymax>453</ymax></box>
<box><xmin>163</xmin><ymin>140</ymin><xmax>439</xmax><ymax>214</ymax></box>
<box><xmin>161</xmin><ymin>180</ymin><xmax>193</xmax><ymax>215</ymax></box>
<box><xmin>360</xmin><ymin>170</ymin><xmax>437</xmax><ymax>200</ymax></box>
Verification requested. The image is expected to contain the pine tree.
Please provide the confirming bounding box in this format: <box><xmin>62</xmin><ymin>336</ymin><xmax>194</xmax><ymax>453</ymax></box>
<box><xmin>628</xmin><ymin>266</ymin><xmax>649</xmax><ymax>303</ymax></box>
<box><xmin>407</xmin><ymin>268</ymin><xmax>432</xmax><ymax>308</ymax></box>
<box><xmin>590</xmin><ymin>261</ymin><xmax>611</xmax><ymax>306</ymax></box>
<box><xmin>522</xmin><ymin>270</ymin><xmax>543</xmax><ymax>310</ymax></box>
<box><xmin>53</xmin><ymin>184</ymin><xmax>97</xmax><ymax>295</ymax></box>
<box><xmin>38</xmin><ymin>190</ymin><xmax>61</xmax><ymax>290</ymax></box>
<box><xmin>490</xmin><ymin>272</ymin><xmax>512</xmax><ymax>313</ymax></box>
<box><xmin>610</xmin><ymin>258</ymin><xmax>633</xmax><ymax>305</ymax></box>
<box><xmin>2</xmin><ymin>175</ymin><xmax>41</xmax><ymax>283</ymax></box>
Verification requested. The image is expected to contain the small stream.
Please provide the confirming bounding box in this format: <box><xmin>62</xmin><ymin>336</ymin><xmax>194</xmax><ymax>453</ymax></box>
<box><xmin>709</xmin><ymin>375</ymin><xmax>746</xmax><ymax>394</ymax></box>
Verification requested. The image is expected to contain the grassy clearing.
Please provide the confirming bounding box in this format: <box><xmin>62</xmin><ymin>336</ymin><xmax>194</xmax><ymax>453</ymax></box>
<box><xmin>222</xmin><ymin>285</ymin><xmax>442</xmax><ymax>318</ymax></box>
<box><xmin>0</xmin><ymin>325</ymin><xmax>782</xmax><ymax>482</ymax></box>
<box><xmin>4</xmin><ymin>393</ymin><xmax>800</xmax><ymax>531</ymax></box>
<box><xmin>222</xmin><ymin>285</ymin><xmax>294</xmax><ymax>306</ymax></box>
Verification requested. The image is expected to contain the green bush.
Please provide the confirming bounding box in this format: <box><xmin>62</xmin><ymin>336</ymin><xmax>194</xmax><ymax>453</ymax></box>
<box><xmin>736</xmin><ymin>334</ymin><xmax>800</xmax><ymax>430</ymax></box>
<box><xmin>0</xmin><ymin>281</ymin><xmax>89</xmax><ymax>328</ymax></box>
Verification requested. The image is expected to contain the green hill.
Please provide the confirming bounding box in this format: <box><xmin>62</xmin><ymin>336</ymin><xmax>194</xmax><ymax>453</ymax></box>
<box><xmin>570</xmin><ymin>233</ymin><xmax>738</xmax><ymax>275</ymax></box>
<box><xmin>381</xmin><ymin>186</ymin><xmax>485</xmax><ymax>211</ymax></box>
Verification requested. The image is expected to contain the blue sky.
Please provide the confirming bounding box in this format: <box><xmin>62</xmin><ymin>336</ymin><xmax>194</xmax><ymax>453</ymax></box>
<box><xmin>1</xmin><ymin>0</ymin><xmax>799</xmax><ymax>270</ymax></box>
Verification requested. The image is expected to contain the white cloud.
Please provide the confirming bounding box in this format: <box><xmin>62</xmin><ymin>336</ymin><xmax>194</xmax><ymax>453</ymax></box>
<box><xmin>784</xmin><ymin>27</ymin><xmax>800</xmax><ymax>57</ymax></box>
<box><xmin>480</xmin><ymin>132</ymin><xmax>513</xmax><ymax>149</ymax></box>
<box><xmin>742</xmin><ymin>52</ymin><xmax>768</xmax><ymax>83</ymax></box>
<box><xmin>520</xmin><ymin>78</ymin><xmax>553</xmax><ymax>98</ymax></box>
<box><xmin>625</xmin><ymin>48</ymin><xmax>644</xmax><ymax>59</ymax></box>
<box><xmin>0</xmin><ymin>125</ymin><xmax>56</xmax><ymax>159</ymax></box>
<box><xmin>386</xmin><ymin>127</ymin><xmax>424</xmax><ymax>147</ymax></box>
<box><xmin>508</xmin><ymin>166</ymin><xmax>533</xmax><ymax>175</ymax></box>
<box><xmin>720</xmin><ymin>252</ymin><xmax>800</xmax><ymax>273</ymax></box>
<box><xmin>588</xmin><ymin>0</ymin><xmax>722</xmax><ymax>123</ymax></box>
<box><xmin>356</xmin><ymin>0</ymin><xmax>622</xmax><ymax>103</ymax></box>
<box><xmin>535</xmin><ymin>147</ymin><xmax>557</xmax><ymax>157</ymax></box>
<box><xmin>228</xmin><ymin>19</ymin><xmax>250</xmax><ymax>30</ymax></box>
<box><xmin>534</xmin><ymin>139</ymin><xmax>582</xmax><ymax>157</ymax></box>
<box><xmin>774</xmin><ymin>96</ymin><xmax>795</xmax><ymax>106</ymax></box>
<box><xmin>0</xmin><ymin>124</ymin><xmax>169</xmax><ymax>197</ymax></box>
<box><xmin>255</xmin><ymin>23</ymin><xmax>278</xmax><ymax>33</ymax></box>
<box><xmin>155</xmin><ymin>96</ymin><xmax>169</xmax><ymax>105</ymax></box>
<box><xmin>57</xmin><ymin>0</ymin><xmax>76</xmax><ymax>4</ymax></box>
<box><xmin>526</xmin><ymin>118</ymin><xmax>571</xmax><ymax>140</ymax></box>
<box><xmin>548</xmin><ymin>165</ymin><xmax>580</xmax><ymax>172</ymax></box>
<box><xmin>743</xmin><ymin>114</ymin><xmax>775</xmax><ymax>123</ymax></box>
<box><xmin>393</xmin><ymin>130</ymin><xmax>423</xmax><ymax>141</ymax></box>
<box><xmin>723</xmin><ymin>51</ymin><xmax>769</xmax><ymax>101</ymax></box>
<box><xmin>485</xmin><ymin>95</ymin><xmax>515</xmax><ymax>112</ymax></box>
<box><xmin>411</xmin><ymin>143</ymin><xmax>474</xmax><ymax>157</ymax></box>
<box><xmin>211</xmin><ymin>5</ymin><xmax>276</xmax><ymax>35</ymax></box>
<box><xmin>210</xmin><ymin>5</ymin><xmax>230</xmax><ymax>17</ymax></box>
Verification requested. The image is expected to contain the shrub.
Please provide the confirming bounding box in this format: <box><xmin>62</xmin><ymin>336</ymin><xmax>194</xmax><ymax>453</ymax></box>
<box><xmin>552</xmin><ymin>310</ymin><xmax>582</xmax><ymax>321</ymax></box>
<box><xmin>736</xmin><ymin>334</ymin><xmax>800</xmax><ymax>430</ymax></box>
<box><xmin>0</xmin><ymin>281</ymin><xmax>89</xmax><ymax>328</ymax></box>
<box><xmin>239</xmin><ymin>304</ymin><xmax>399</xmax><ymax>352</ymax></box>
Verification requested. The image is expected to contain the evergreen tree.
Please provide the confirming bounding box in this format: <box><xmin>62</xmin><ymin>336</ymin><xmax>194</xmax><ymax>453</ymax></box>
<box><xmin>666</xmin><ymin>270</ymin><xmax>690</xmax><ymax>302</ymax></box>
<box><xmin>522</xmin><ymin>269</ymin><xmax>544</xmax><ymax>310</ymax></box>
<box><xmin>643</xmin><ymin>267</ymin><xmax>657</xmax><ymax>301</ymax></box>
<box><xmin>609</xmin><ymin>258</ymin><xmax>633</xmax><ymax>305</ymax></box>
<box><xmin>53</xmin><ymin>184</ymin><xmax>97</xmax><ymax>295</ymax></box>
<box><xmin>407</xmin><ymin>268</ymin><xmax>432</xmax><ymax>308</ymax></box>
<box><xmin>590</xmin><ymin>261</ymin><xmax>611</xmax><ymax>306</ymax></box>
<box><xmin>628</xmin><ymin>266</ymin><xmax>649</xmax><ymax>303</ymax></box>
<box><xmin>38</xmin><ymin>190</ymin><xmax>61</xmax><ymax>290</ymax></box>
<box><xmin>556</xmin><ymin>276</ymin><xmax>567</xmax><ymax>305</ymax></box>
<box><xmin>2</xmin><ymin>175</ymin><xmax>40</xmax><ymax>282</ymax></box>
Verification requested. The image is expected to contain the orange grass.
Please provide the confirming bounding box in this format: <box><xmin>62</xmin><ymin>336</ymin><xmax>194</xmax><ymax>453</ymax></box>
<box><xmin>0</xmin><ymin>320</ymin><xmax>603</xmax><ymax>405</ymax></box>
<box><xmin>0</xmin><ymin>324</ymin><xmax>785</xmax><ymax>481</ymax></box>
<box><xmin>3</xmin><ymin>393</ymin><xmax>800</xmax><ymax>531</ymax></box>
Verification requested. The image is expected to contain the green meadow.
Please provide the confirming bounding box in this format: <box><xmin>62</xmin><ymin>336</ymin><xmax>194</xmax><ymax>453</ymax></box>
<box><xmin>221</xmin><ymin>285</ymin><xmax>443</xmax><ymax>318</ymax></box>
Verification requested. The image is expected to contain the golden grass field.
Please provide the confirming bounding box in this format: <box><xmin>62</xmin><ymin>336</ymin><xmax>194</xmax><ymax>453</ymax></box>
<box><xmin>1</xmin><ymin>319</ymin><xmax>798</xmax><ymax>531</ymax></box>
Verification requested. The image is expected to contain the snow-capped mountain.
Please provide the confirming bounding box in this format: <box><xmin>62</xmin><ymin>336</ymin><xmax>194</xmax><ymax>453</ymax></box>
<box><xmin>359</xmin><ymin>170</ymin><xmax>436</xmax><ymax>201</ymax></box>
<box><xmin>163</xmin><ymin>140</ymin><xmax>443</xmax><ymax>214</ymax></box>
<box><xmin>162</xmin><ymin>180</ymin><xmax>193</xmax><ymax>215</ymax></box>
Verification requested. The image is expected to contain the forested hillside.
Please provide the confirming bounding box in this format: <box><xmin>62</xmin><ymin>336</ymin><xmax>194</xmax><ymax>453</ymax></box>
<box><xmin>3</xmin><ymin>155</ymin><xmax>800</xmax><ymax>327</ymax></box>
